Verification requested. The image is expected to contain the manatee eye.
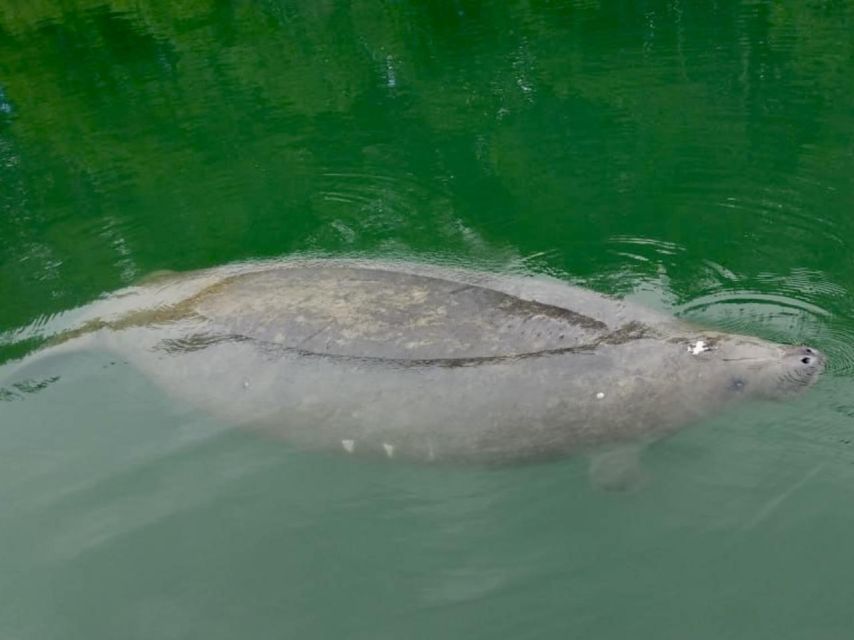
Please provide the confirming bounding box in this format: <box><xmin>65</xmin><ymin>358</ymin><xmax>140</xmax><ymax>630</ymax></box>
<box><xmin>729</xmin><ymin>378</ymin><xmax>746</xmax><ymax>392</ymax></box>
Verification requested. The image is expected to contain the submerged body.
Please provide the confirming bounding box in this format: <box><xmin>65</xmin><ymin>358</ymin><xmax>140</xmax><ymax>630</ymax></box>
<box><xmin>3</xmin><ymin>259</ymin><xmax>825</xmax><ymax>464</ymax></box>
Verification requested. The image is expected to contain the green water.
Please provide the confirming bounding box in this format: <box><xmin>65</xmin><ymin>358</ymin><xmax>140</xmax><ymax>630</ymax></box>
<box><xmin>1</xmin><ymin>0</ymin><xmax>853</xmax><ymax>637</ymax></box>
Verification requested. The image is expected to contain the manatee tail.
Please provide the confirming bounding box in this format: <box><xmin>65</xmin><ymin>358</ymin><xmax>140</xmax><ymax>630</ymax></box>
<box><xmin>0</xmin><ymin>333</ymin><xmax>104</xmax><ymax>402</ymax></box>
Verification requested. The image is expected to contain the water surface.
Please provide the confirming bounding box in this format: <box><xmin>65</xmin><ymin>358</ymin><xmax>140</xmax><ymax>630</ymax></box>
<box><xmin>1</xmin><ymin>1</ymin><xmax>853</xmax><ymax>638</ymax></box>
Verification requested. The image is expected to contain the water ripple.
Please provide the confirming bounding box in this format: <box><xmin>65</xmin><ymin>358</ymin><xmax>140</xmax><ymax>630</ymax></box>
<box><xmin>603</xmin><ymin>234</ymin><xmax>854</xmax><ymax>376</ymax></box>
<box><xmin>678</xmin><ymin>290</ymin><xmax>854</xmax><ymax>377</ymax></box>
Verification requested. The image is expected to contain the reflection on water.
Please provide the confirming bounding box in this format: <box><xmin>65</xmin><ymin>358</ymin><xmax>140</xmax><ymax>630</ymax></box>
<box><xmin>1</xmin><ymin>0</ymin><xmax>853</xmax><ymax>638</ymax></box>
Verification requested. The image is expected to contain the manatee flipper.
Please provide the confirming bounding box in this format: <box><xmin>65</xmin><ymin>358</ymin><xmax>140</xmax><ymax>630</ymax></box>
<box><xmin>588</xmin><ymin>444</ymin><xmax>647</xmax><ymax>492</ymax></box>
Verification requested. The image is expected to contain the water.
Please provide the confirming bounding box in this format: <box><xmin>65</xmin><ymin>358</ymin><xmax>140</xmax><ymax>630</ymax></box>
<box><xmin>1</xmin><ymin>1</ymin><xmax>853</xmax><ymax>637</ymax></box>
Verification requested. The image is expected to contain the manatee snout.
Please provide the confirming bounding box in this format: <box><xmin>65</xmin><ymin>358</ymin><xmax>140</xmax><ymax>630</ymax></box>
<box><xmin>785</xmin><ymin>345</ymin><xmax>824</xmax><ymax>368</ymax></box>
<box><xmin>716</xmin><ymin>337</ymin><xmax>825</xmax><ymax>401</ymax></box>
<box><xmin>778</xmin><ymin>345</ymin><xmax>825</xmax><ymax>395</ymax></box>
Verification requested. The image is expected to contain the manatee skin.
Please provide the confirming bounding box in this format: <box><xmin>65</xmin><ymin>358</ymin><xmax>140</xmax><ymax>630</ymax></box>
<box><xmin>7</xmin><ymin>259</ymin><xmax>826</xmax><ymax>464</ymax></box>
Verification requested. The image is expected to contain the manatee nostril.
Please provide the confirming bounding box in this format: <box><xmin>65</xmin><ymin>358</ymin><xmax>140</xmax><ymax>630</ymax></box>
<box><xmin>787</xmin><ymin>346</ymin><xmax>824</xmax><ymax>366</ymax></box>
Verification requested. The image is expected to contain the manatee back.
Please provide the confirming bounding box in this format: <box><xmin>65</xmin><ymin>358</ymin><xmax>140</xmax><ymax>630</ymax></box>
<box><xmin>190</xmin><ymin>265</ymin><xmax>625</xmax><ymax>360</ymax></box>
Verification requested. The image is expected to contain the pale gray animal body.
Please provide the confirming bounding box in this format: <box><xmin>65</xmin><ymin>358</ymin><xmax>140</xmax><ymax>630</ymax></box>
<box><xmin>3</xmin><ymin>259</ymin><xmax>825</xmax><ymax>466</ymax></box>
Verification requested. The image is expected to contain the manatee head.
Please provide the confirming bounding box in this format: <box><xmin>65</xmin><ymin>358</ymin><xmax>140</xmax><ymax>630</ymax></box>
<box><xmin>684</xmin><ymin>332</ymin><xmax>825</xmax><ymax>404</ymax></box>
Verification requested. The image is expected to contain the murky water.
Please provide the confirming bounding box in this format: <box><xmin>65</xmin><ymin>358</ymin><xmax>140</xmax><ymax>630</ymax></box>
<box><xmin>1</xmin><ymin>1</ymin><xmax>853</xmax><ymax>638</ymax></box>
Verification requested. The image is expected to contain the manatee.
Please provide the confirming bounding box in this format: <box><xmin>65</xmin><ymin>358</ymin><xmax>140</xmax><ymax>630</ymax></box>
<box><xmin>1</xmin><ymin>259</ymin><xmax>825</xmax><ymax>482</ymax></box>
